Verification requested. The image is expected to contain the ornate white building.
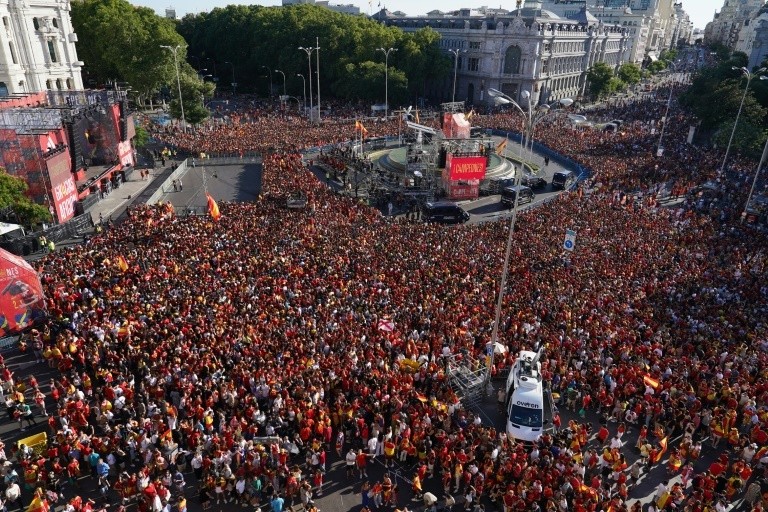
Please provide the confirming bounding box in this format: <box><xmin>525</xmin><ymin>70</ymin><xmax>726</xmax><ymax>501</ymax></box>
<box><xmin>379</xmin><ymin>0</ymin><xmax>630</xmax><ymax>105</ymax></box>
<box><xmin>0</xmin><ymin>0</ymin><xmax>83</xmax><ymax>96</ymax></box>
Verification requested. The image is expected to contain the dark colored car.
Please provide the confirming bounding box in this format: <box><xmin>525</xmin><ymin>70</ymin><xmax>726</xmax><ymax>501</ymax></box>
<box><xmin>421</xmin><ymin>201</ymin><xmax>470</xmax><ymax>224</ymax></box>
<box><xmin>521</xmin><ymin>173</ymin><xmax>547</xmax><ymax>190</ymax></box>
<box><xmin>551</xmin><ymin>170</ymin><xmax>576</xmax><ymax>191</ymax></box>
<box><xmin>501</xmin><ymin>185</ymin><xmax>535</xmax><ymax>207</ymax></box>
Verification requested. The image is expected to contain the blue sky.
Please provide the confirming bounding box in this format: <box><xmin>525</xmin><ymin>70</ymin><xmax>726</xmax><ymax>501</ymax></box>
<box><xmin>132</xmin><ymin>0</ymin><xmax>724</xmax><ymax>31</ymax></box>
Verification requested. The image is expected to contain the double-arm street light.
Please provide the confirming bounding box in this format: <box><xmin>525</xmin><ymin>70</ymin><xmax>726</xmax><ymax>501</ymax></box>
<box><xmin>488</xmin><ymin>87</ymin><xmax>573</xmax><ymax>162</ymax></box>
<box><xmin>376</xmin><ymin>47</ymin><xmax>397</xmax><ymax>120</ymax></box>
<box><xmin>720</xmin><ymin>66</ymin><xmax>767</xmax><ymax>175</ymax></box>
<box><xmin>275</xmin><ymin>69</ymin><xmax>286</xmax><ymax>97</ymax></box>
<box><xmin>299</xmin><ymin>42</ymin><xmax>321</xmax><ymax>122</ymax></box>
<box><xmin>448</xmin><ymin>49</ymin><xmax>465</xmax><ymax>103</ymax></box>
<box><xmin>160</xmin><ymin>44</ymin><xmax>186</xmax><ymax>133</ymax></box>
<box><xmin>484</xmin><ymin>88</ymin><xmax>573</xmax><ymax>383</ymax></box>
<box><xmin>297</xmin><ymin>73</ymin><xmax>306</xmax><ymax>110</ymax></box>
<box><xmin>224</xmin><ymin>61</ymin><xmax>236</xmax><ymax>96</ymax></box>
<box><xmin>260</xmin><ymin>65</ymin><xmax>273</xmax><ymax>98</ymax></box>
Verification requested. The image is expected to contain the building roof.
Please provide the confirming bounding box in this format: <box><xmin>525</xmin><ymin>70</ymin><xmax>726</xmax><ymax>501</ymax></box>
<box><xmin>567</xmin><ymin>7</ymin><xmax>598</xmax><ymax>25</ymax></box>
<box><xmin>509</xmin><ymin>7</ymin><xmax>562</xmax><ymax>19</ymax></box>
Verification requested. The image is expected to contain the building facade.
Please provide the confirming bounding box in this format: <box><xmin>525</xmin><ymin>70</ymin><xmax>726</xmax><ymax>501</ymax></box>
<box><xmin>381</xmin><ymin>1</ymin><xmax>630</xmax><ymax>106</ymax></box>
<box><xmin>736</xmin><ymin>4</ymin><xmax>768</xmax><ymax>69</ymax></box>
<box><xmin>0</xmin><ymin>0</ymin><xmax>84</xmax><ymax>96</ymax></box>
<box><xmin>705</xmin><ymin>0</ymin><xmax>766</xmax><ymax>50</ymax></box>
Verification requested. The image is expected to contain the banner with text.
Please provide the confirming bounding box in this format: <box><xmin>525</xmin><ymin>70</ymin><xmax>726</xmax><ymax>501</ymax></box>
<box><xmin>446</xmin><ymin>154</ymin><xmax>487</xmax><ymax>181</ymax></box>
<box><xmin>47</xmin><ymin>151</ymin><xmax>77</xmax><ymax>222</ymax></box>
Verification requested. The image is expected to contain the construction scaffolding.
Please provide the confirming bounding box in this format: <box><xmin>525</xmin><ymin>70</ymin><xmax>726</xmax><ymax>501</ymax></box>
<box><xmin>446</xmin><ymin>352</ymin><xmax>487</xmax><ymax>408</ymax></box>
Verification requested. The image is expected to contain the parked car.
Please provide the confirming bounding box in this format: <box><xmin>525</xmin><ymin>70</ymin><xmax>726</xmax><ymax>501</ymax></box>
<box><xmin>551</xmin><ymin>170</ymin><xmax>576</xmax><ymax>191</ymax></box>
<box><xmin>521</xmin><ymin>173</ymin><xmax>547</xmax><ymax>190</ymax></box>
<box><xmin>421</xmin><ymin>201</ymin><xmax>470</xmax><ymax>224</ymax></box>
<box><xmin>501</xmin><ymin>185</ymin><xmax>535</xmax><ymax>207</ymax></box>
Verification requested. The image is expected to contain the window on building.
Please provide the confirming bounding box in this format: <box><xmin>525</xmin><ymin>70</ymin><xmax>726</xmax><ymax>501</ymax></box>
<box><xmin>56</xmin><ymin>79</ymin><xmax>63</xmax><ymax>90</ymax></box>
<box><xmin>544</xmin><ymin>42</ymin><xmax>551</xmax><ymax>52</ymax></box>
<box><xmin>503</xmin><ymin>45</ymin><xmax>522</xmax><ymax>74</ymax></box>
<box><xmin>52</xmin><ymin>18</ymin><xmax>58</xmax><ymax>29</ymax></box>
<box><xmin>469</xmin><ymin>41</ymin><xmax>481</xmax><ymax>50</ymax></box>
<box><xmin>66</xmin><ymin>78</ymin><xmax>74</xmax><ymax>89</ymax></box>
<box><xmin>8</xmin><ymin>42</ymin><xmax>17</xmax><ymax>64</ymax></box>
<box><xmin>542</xmin><ymin>60</ymin><xmax>549</xmax><ymax>73</ymax></box>
<box><xmin>2</xmin><ymin>17</ymin><xmax>9</xmax><ymax>30</ymax></box>
<box><xmin>32</xmin><ymin>18</ymin><xmax>39</xmax><ymax>30</ymax></box>
<box><xmin>468</xmin><ymin>58</ymin><xmax>480</xmax><ymax>71</ymax></box>
<box><xmin>46</xmin><ymin>79</ymin><xmax>52</xmax><ymax>89</ymax></box>
<box><xmin>47</xmin><ymin>40</ymin><xmax>57</xmax><ymax>62</ymax></box>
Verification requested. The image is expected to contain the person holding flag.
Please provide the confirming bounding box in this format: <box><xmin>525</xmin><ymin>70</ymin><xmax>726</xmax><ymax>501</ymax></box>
<box><xmin>206</xmin><ymin>193</ymin><xmax>221</xmax><ymax>221</ymax></box>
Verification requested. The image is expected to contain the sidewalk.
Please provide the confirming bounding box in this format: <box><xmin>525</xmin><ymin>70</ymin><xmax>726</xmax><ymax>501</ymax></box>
<box><xmin>86</xmin><ymin>170</ymin><xmax>160</xmax><ymax>225</ymax></box>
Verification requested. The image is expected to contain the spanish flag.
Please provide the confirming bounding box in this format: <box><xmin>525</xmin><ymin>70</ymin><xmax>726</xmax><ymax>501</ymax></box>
<box><xmin>415</xmin><ymin>393</ymin><xmax>428</xmax><ymax>403</ymax></box>
<box><xmin>26</xmin><ymin>496</ymin><xmax>50</xmax><ymax>512</ymax></box>
<box><xmin>206</xmin><ymin>193</ymin><xmax>221</xmax><ymax>221</ymax></box>
<box><xmin>359</xmin><ymin>123</ymin><xmax>369</xmax><ymax>136</ymax></box>
<box><xmin>464</xmin><ymin>109</ymin><xmax>476</xmax><ymax>121</ymax></box>
<box><xmin>496</xmin><ymin>138</ymin><xmax>508</xmax><ymax>155</ymax></box>
<box><xmin>643</xmin><ymin>374</ymin><xmax>660</xmax><ymax>389</ymax></box>
<box><xmin>354</xmin><ymin>120</ymin><xmax>362</xmax><ymax>131</ymax></box>
<box><xmin>116</xmin><ymin>255</ymin><xmax>129</xmax><ymax>273</ymax></box>
<box><xmin>650</xmin><ymin>437</ymin><xmax>668</xmax><ymax>464</ymax></box>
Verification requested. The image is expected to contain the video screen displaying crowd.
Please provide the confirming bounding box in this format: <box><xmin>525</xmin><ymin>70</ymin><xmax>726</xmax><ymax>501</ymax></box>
<box><xmin>2</xmin><ymin>88</ymin><xmax>767</xmax><ymax>512</ymax></box>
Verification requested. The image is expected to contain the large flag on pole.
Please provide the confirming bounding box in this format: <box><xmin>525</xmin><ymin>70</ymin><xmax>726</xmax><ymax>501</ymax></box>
<box><xmin>206</xmin><ymin>193</ymin><xmax>222</xmax><ymax>221</ymax></box>
<box><xmin>495</xmin><ymin>138</ymin><xmax>508</xmax><ymax>155</ymax></box>
<box><xmin>116</xmin><ymin>255</ymin><xmax>129</xmax><ymax>273</ymax></box>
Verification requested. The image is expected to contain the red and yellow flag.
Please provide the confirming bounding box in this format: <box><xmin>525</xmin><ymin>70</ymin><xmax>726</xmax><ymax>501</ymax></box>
<box><xmin>643</xmin><ymin>374</ymin><xmax>660</xmax><ymax>389</ymax></box>
<box><xmin>26</xmin><ymin>496</ymin><xmax>50</xmax><ymax>512</ymax></box>
<box><xmin>206</xmin><ymin>193</ymin><xmax>221</xmax><ymax>221</ymax></box>
<box><xmin>354</xmin><ymin>120</ymin><xmax>362</xmax><ymax>131</ymax></box>
<box><xmin>495</xmin><ymin>138</ymin><xmax>508</xmax><ymax>155</ymax></box>
<box><xmin>650</xmin><ymin>437</ymin><xmax>668</xmax><ymax>464</ymax></box>
<box><xmin>116</xmin><ymin>255</ymin><xmax>129</xmax><ymax>273</ymax></box>
<box><xmin>359</xmin><ymin>123</ymin><xmax>369</xmax><ymax>136</ymax></box>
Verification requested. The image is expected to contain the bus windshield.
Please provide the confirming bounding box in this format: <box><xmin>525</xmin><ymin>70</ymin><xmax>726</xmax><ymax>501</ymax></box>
<box><xmin>509</xmin><ymin>403</ymin><xmax>543</xmax><ymax>427</ymax></box>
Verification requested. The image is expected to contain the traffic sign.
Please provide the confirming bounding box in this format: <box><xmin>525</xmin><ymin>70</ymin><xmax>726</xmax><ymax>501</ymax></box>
<box><xmin>563</xmin><ymin>229</ymin><xmax>577</xmax><ymax>252</ymax></box>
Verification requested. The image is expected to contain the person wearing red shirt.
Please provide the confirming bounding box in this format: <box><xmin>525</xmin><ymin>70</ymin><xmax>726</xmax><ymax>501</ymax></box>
<box><xmin>356</xmin><ymin>449</ymin><xmax>369</xmax><ymax>479</ymax></box>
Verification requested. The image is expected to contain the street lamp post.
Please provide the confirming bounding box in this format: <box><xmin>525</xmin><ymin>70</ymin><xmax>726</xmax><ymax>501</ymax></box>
<box><xmin>160</xmin><ymin>44</ymin><xmax>186</xmax><ymax>133</ymax></box>
<box><xmin>205</xmin><ymin>58</ymin><xmax>217</xmax><ymax>80</ymax></box>
<box><xmin>299</xmin><ymin>46</ymin><xmax>317</xmax><ymax>120</ymax></box>
<box><xmin>376</xmin><ymin>47</ymin><xmax>397</xmax><ymax>120</ymax></box>
<box><xmin>744</xmin><ymin>136</ymin><xmax>768</xmax><ymax>223</ymax></box>
<box><xmin>224</xmin><ymin>61</ymin><xmax>236</xmax><ymax>96</ymax></box>
<box><xmin>297</xmin><ymin>73</ymin><xmax>306</xmax><ymax>111</ymax></box>
<box><xmin>488</xmin><ymin>88</ymin><xmax>572</xmax><ymax>165</ymax></box>
<box><xmin>275</xmin><ymin>70</ymin><xmax>286</xmax><ymax>97</ymax></box>
<box><xmin>448</xmin><ymin>49</ymin><xmax>465</xmax><ymax>103</ymax></box>
<box><xmin>260</xmin><ymin>65</ymin><xmax>273</xmax><ymax>98</ymax></box>
<box><xmin>316</xmin><ymin>37</ymin><xmax>321</xmax><ymax>123</ymax></box>
<box><xmin>483</xmin><ymin>88</ymin><xmax>572</xmax><ymax>384</ymax></box>
<box><xmin>720</xmin><ymin>67</ymin><xmax>767</xmax><ymax>175</ymax></box>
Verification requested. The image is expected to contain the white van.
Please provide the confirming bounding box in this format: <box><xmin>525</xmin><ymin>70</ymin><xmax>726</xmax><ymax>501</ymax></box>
<box><xmin>506</xmin><ymin>349</ymin><xmax>546</xmax><ymax>442</ymax></box>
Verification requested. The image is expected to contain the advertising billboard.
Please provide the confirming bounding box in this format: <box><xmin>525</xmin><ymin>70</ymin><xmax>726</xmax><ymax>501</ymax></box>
<box><xmin>47</xmin><ymin>151</ymin><xmax>77</xmax><ymax>222</ymax></box>
<box><xmin>0</xmin><ymin>248</ymin><xmax>46</xmax><ymax>337</ymax></box>
<box><xmin>446</xmin><ymin>154</ymin><xmax>487</xmax><ymax>181</ymax></box>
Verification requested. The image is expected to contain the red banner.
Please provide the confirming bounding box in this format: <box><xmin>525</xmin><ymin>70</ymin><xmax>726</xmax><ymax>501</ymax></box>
<box><xmin>0</xmin><ymin>249</ymin><xmax>46</xmax><ymax>337</ymax></box>
<box><xmin>46</xmin><ymin>151</ymin><xmax>77</xmax><ymax>222</ymax></box>
<box><xmin>446</xmin><ymin>154</ymin><xmax>486</xmax><ymax>181</ymax></box>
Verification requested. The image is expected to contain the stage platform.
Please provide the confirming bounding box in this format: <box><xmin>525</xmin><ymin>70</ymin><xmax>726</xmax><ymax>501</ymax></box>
<box><xmin>375</xmin><ymin>146</ymin><xmax>516</xmax><ymax>182</ymax></box>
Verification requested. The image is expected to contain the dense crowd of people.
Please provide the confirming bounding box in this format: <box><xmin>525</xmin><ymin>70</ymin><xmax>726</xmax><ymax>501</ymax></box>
<box><xmin>1</xmin><ymin>79</ymin><xmax>767</xmax><ymax>512</ymax></box>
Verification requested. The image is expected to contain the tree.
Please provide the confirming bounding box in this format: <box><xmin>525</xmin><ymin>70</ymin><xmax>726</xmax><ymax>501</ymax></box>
<box><xmin>167</xmin><ymin>73</ymin><xmax>216</xmax><ymax>125</ymax></box>
<box><xmin>175</xmin><ymin>5</ymin><xmax>449</xmax><ymax>103</ymax></box>
<box><xmin>71</xmin><ymin>0</ymin><xmax>187</xmax><ymax>104</ymax></box>
<box><xmin>617</xmin><ymin>63</ymin><xmax>642</xmax><ymax>85</ymax></box>
<box><xmin>133</xmin><ymin>126</ymin><xmax>149</xmax><ymax>148</ymax></box>
<box><xmin>0</xmin><ymin>171</ymin><xmax>50</xmax><ymax>226</ymax></box>
<box><xmin>647</xmin><ymin>60</ymin><xmax>667</xmax><ymax>74</ymax></box>
<box><xmin>586</xmin><ymin>62</ymin><xmax>615</xmax><ymax>99</ymax></box>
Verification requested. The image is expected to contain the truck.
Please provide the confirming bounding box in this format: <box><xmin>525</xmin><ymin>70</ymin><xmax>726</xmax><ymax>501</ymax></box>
<box><xmin>505</xmin><ymin>348</ymin><xmax>551</xmax><ymax>442</ymax></box>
